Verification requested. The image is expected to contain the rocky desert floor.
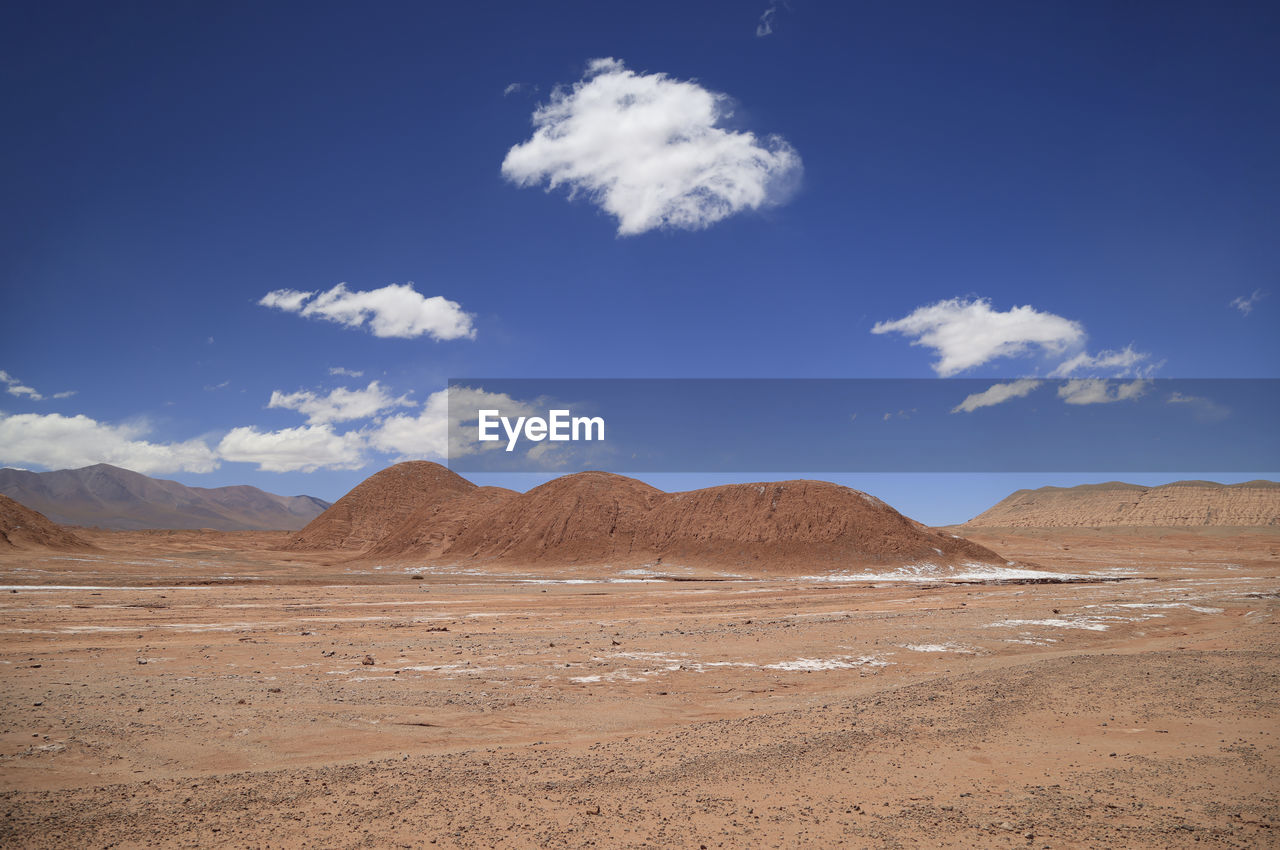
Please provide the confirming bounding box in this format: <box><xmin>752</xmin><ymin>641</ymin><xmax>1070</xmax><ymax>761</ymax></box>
<box><xmin>1</xmin><ymin>527</ymin><xmax>1277</xmax><ymax>848</ymax></box>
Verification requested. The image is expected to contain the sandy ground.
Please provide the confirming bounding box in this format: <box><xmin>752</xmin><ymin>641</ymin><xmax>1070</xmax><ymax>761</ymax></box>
<box><xmin>1</xmin><ymin>527</ymin><xmax>1277</xmax><ymax>848</ymax></box>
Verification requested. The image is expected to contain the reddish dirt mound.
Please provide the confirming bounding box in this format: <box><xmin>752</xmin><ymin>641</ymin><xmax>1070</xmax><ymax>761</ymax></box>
<box><xmin>0</xmin><ymin>495</ymin><xmax>94</xmax><ymax>551</ymax></box>
<box><xmin>644</xmin><ymin>481</ymin><xmax>1001</xmax><ymax>572</ymax></box>
<box><xmin>316</xmin><ymin>465</ymin><xmax>1007</xmax><ymax>574</ymax></box>
<box><xmin>288</xmin><ymin>462</ymin><xmax>476</xmax><ymax>551</ymax></box>
<box><xmin>965</xmin><ymin>480</ymin><xmax>1280</xmax><ymax>528</ymax></box>
<box><xmin>368</xmin><ymin>486</ymin><xmax>517</xmax><ymax>559</ymax></box>
<box><xmin>445</xmin><ymin>472</ymin><xmax>663</xmax><ymax>564</ymax></box>
<box><xmin>430</xmin><ymin>473</ymin><xmax>1002</xmax><ymax>573</ymax></box>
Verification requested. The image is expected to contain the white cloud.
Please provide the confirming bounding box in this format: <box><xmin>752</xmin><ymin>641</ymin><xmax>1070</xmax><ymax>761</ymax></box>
<box><xmin>501</xmin><ymin>58</ymin><xmax>802</xmax><ymax>235</ymax></box>
<box><xmin>872</xmin><ymin>298</ymin><xmax>1085</xmax><ymax>377</ymax></box>
<box><xmin>1049</xmin><ymin>345</ymin><xmax>1154</xmax><ymax>378</ymax></box>
<box><xmin>1231</xmin><ymin>289</ymin><xmax>1265</xmax><ymax>316</ymax></box>
<box><xmin>1167</xmin><ymin>391</ymin><xmax>1229</xmax><ymax>422</ymax></box>
<box><xmin>0</xmin><ymin>369</ymin><xmax>74</xmax><ymax>402</ymax></box>
<box><xmin>259</xmin><ymin>282</ymin><xmax>476</xmax><ymax>341</ymax></box>
<box><xmin>0</xmin><ymin>412</ymin><xmax>218</xmax><ymax>474</ymax></box>
<box><xmin>756</xmin><ymin>2</ymin><xmax>777</xmax><ymax>36</ymax></box>
<box><xmin>1057</xmin><ymin>379</ymin><xmax>1149</xmax><ymax>406</ymax></box>
<box><xmin>951</xmin><ymin>379</ymin><xmax>1043</xmax><ymax>413</ymax></box>
<box><xmin>328</xmin><ymin>366</ymin><xmax>364</xmax><ymax>378</ymax></box>
<box><xmin>369</xmin><ymin>386</ymin><xmax>539</xmax><ymax>461</ymax></box>
<box><xmin>268</xmin><ymin>381</ymin><xmax>413</xmax><ymax>425</ymax></box>
<box><xmin>217</xmin><ymin>424</ymin><xmax>366</xmax><ymax>473</ymax></box>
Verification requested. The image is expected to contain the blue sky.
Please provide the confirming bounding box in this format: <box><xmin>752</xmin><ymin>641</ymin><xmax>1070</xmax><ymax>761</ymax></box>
<box><xmin>1</xmin><ymin>1</ymin><xmax>1276</xmax><ymax>524</ymax></box>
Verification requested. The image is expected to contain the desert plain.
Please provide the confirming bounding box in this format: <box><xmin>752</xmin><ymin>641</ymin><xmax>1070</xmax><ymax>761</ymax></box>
<box><xmin>0</xmin><ymin>518</ymin><xmax>1277</xmax><ymax>849</ymax></box>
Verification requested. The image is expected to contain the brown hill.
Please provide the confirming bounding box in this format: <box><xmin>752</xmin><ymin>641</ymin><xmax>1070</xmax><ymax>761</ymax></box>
<box><xmin>644</xmin><ymin>480</ymin><xmax>1000</xmax><ymax>571</ymax></box>
<box><xmin>964</xmin><ymin>480</ymin><xmax>1280</xmax><ymax>528</ymax></box>
<box><xmin>367</xmin><ymin>485</ymin><xmax>518</xmax><ymax>559</ymax></box>
<box><xmin>314</xmin><ymin>464</ymin><xmax>1008</xmax><ymax>573</ymax></box>
<box><xmin>0</xmin><ymin>495</ymin><xmax>94</xmax><ymax>551</ymax></box>
<box><xmin>445</xmin><ymin>472</ymin><xmax>664</xmax><ymax>564</ymax></box>
<box><xmin>287</xmin><ymin>461</ymin><xmax>477</xmax><ymax>551</ymax></box>
<box><xmin>0</xmin><ymin>464</ymin><xmax>329</xmax><ymax>531</ymax></box>
<box><xmin>372</xmin><ymin>470</ymin><xmax>1004</xmax><ymax>573</ymax></box>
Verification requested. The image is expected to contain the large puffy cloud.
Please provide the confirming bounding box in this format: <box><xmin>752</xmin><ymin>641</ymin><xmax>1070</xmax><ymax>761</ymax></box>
<box><xmin>259</xmin><ymin>282</ymin><xmax>476</xmax><ymax>340</ymax></box>
<box><xmin>216</xmin><ymin>425</ymin><xmax>367</xmax><ymax>473</ymax></box>
<box><xmin>502</xmin><ymin>58</ymin><xmax>801</xmax><ymax>235</ymax></box>
<box><xmin>951</xmin><ymin>379</ymin><xmax>1043</xmax><ymax>413</ymax></box>
<box><xmin>369</xmin><ymin>386</ymin><xmax>539</xmax><ymax>461</ymax></box>
<box><xmin>268</xmin><ymin>381</ymin><xmax>413</xmax><ymax>425</ymax></box>
<box><xmin>0</xmin><ymin>412</ymin><xmax>217</xmax><ymax>474</ymax></box>
<box><xmin>872</xmin><ymin>298</ymin><xmax>1085</xmax><ymax>377</ymax></box>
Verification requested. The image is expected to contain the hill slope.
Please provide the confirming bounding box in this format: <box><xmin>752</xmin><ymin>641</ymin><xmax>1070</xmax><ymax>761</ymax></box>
<box><xmin>287</xmin><ymin>461</ymin><xmax>478</xmax><ymax>551</ymax></box>
<box><xmin>0</xmin><ymin>495</ymin><xmax>94</xmax><ymax>550</ymax></box>
<box><xmin>964</xmin><ymin>480</ymin><xmax>1280</xmax><ymax>528</ymax></box>
<box><xmin>446</xmin><ymin>472</ymin><xmax>663</xmax><ymax>564</ymax></box>
<box><xmin>643</xmin><ymin>480</ymin><xmax>999</xmax><ymax>571</ymax></box>
<box><xmin>0</xmin><ymin>465</ymin><xmax>330</xmax><ymax>531</ymax></box>
<box><xmin>337</xmin><ymin>467</ymin><xmax>1006</xmax><ymax>574</ymax></box>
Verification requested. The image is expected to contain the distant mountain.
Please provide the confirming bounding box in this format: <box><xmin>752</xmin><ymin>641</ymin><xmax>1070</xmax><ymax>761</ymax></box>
<box><xmin>0</xmin><ymin>464</ymin><xmax>331</xmax><ymax>531</ymax></box>
<box><xmin>963</xmin><ymin>480</ymin><xmax>1280</xmax><ymax>528</ymax></box>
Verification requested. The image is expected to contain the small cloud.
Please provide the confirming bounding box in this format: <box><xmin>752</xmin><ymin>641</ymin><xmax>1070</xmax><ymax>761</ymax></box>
<box><xmin>526</xmin><ymin>440</ymin><xmax>570</xmax><ymax>468</ymax></box>
<box><xmin>268</xmin><ymin>381</ymin><xmax>413</xmax><ymax>425</ymax></box>
<box><xmin>951</xmin><ymin>379</ymin><xmax>1042</xmax><ymax>413</ymax></box>
<box><xmin>204</xmin><ymin>380</ymin><xmax>230</xmax><ymax>392</ymax></box>
<box><xmin>502</xmin><ymin>58</ymin><xmax>802</xmax><ymax>235</ymax></box>
<box><xmin>207</xmin><ymin>336</ymin><xmax>215</xmax><ymax>344</ymax></box>
<box><xmin>0</xmin><ymin>369</ymin><xmax>75</xmax><ymax>402</ymax></box>
<box><xmin>1167</xmin><ymin>391</ymin><xmax>1230</xmax><ymax>422</ymax></box>
<box><xmin>872</xmin><ymin>298</ymin><xmax>1085</xmax><ymax>377</ymax></box>
<box><xmin>756</xmin><ymin>2</ymin><xmax>778</xmax><ymax>36</ymax></box>
<box><xmin>1049</xmin><ymin>345</ymin><xmax>1156</xmax><ymax>379</ymax></box>
<box><xmin>503</xmin><ymin>82</ymin><xmax>535</xmax><ymax>97</ymax></box>
<box><xmin>329</xmin><ymin>366</ymin><xmax>364</xmax><ymax>378</ymax></box>
<box><xmin>1230</xmin><ymin>289</ymin><xmax>1266</xmax><ymax>316</ymax></box>
<box><xmin>259</xmin><ymin>282</ymin><xmax>476</xmax><ymax>341</ymax></box>
<box><xmin>1058</xmin><ymin>379</ymin><xmax>1149</xmax><ymax>406</ymax></box>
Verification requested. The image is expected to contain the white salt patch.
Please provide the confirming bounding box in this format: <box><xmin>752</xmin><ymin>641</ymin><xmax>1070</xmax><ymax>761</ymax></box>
<box><xmin>900</xmin><ymin>643</ymin><xmax>975</xmax><ymax>654</ymax></box>
<box><xmin>515</xmin><ymin>578</ymin><xmax>662</xmax><ymax>585</ymax></box>
<box><xmin>986</xmin><ymin>618</ymin><xmax>1113</xmax><ymax>631</ymax></box>
<box><xmin>765</xmin><ymin>655</ymin><xmax>889</xmax><ymax>671</ymax></box>
<box><xmin>800</xmin><ymin>562</ymin><xmax>1088</xmax><ymax>584</ymax></box>
<box><xmin>1108</xmin><ymin>602</ymin><xmax>1224</xmax><ymax>614</ymax></box>
<box><xmin>0</xmin><ymin>585</ymin><xmax>214</xmax><ymax>592</ymax></box>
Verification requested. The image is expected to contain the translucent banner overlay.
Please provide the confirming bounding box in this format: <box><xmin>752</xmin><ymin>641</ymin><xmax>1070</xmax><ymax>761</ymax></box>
<box><xmin>445</xmin><ymin>379</ymin><xmax>1279</xmax><ymax>473</ymax></box>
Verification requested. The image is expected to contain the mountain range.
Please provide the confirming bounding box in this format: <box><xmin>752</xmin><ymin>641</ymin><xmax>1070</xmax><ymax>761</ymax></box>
<box><xmin>0</xmin><ymin>464</ymin><xmax>330</xmax><ymax>531</ymax></box>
